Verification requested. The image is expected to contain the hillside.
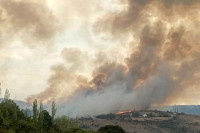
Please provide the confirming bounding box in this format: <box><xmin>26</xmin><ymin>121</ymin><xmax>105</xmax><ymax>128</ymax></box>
<box><xmin>78</xmin><ymin>110</ymin><xmax>200</xmax><ymax>133</ymax></box>
<box><xmin>0</xmin><ymin>98</ymin><xmax>31</xmax><ymax>109</ymax></box>
<box><xmin>1</xmin><ymin>98</ymin><xmax>200</xmax><ymax>116</ymax></box>
<box><xmin>151</xmin><ymin>105</ymin><xmax>200</xmax><ymax>115</ymax></box>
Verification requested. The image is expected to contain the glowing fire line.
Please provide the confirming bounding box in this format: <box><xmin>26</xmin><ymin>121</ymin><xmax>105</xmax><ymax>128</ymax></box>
<box><xmin>116</xmin><ymin>110</ymin><xmax>132</xmax><ymax>115</ymax></box>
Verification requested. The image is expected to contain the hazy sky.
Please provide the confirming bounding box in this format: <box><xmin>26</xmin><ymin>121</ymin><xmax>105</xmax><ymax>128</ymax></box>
<box><xmin>0</xmin><ymin>0</ymin><xmax>200</xmax><ymax>110</ymax></box>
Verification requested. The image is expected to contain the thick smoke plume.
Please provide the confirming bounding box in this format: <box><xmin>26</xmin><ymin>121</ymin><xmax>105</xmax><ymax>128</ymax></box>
<box><xmin>28</xmin><ymin>0</ymin><xmax>200</xmax><ymax>117</ymax></box>
<box><xmin>0</xmin><ymin>0</ymin><xmax>59</xmax><ymax>47</ymax></box>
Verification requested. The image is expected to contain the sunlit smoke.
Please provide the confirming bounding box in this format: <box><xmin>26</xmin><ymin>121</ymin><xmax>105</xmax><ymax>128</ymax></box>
<box><xmin>22</xmin><ymin>0</ymin><xmax>200</xmax><ymax>117</ymax></box>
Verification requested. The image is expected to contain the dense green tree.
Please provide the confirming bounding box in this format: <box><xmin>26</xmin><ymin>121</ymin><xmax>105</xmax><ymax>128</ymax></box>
<box><xmin>66</xmin><ymin>128</ymin><xmax>96</xmax><ymax>133</ymax></box>
<box><xmin>38</xmin><ymin>110</ymin><xmax>52</xmax><ymax>132</ymax></box>
<box><xmin>98</xmin><ymin>125</ymin><xmax>126</xmax><ymax>133</ymax></box>
<box><xmin>21</xmin><ymin>108</ymin><xmax>32</xmax><ymax>118</ymax></box>
<box><xmin>33</xmin><ymin>99</ymin><xmax>38</xmax><ymax>124</ymax></box>
<box><xmin>39</xmin><ymin>102</ymin><xmax>44</xmax><ymax>132</ymax></box>
<box><xmin>0</xmin><ymin>99</ymin><xmax>25</xmax><ymax>130</ymax></box>
<box><xmin>0</xmin><ymin>97</ymin><xmax>125</xmax><ymax>133</ymax></box>
<box><xmin>40</xmin><ymin>102</ymin><xmax>44</xmax><ymax>113</ymax></box>
<box><xmin>4</xmin><ymin>89</ymin><xmax>10</xmax><ymax>100</ymax></box>
<box><xmin>0</xmin><ymin>88</ymin><xmax>101</xmax><ymax>133</ymax></box>
<box><xmin>16</xmin><ymin>120</ymin><xmax>36</xmax><ymax>133</ymax></box>
<box><xmin>51</xmin><ymin>100</ymin><xmax>56</xmax><ymax>124</ymax></box>
<box><xmin>54</xmin><ymin>115</ymin><xmax>78</xmax><ymax>133</ymax></box>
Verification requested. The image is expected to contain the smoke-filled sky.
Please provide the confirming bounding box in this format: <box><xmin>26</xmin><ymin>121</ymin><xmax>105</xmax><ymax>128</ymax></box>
<box><xmin>1</xmin><ymin>0</ymin><xmax>200</xmax><ymax>116</ymax></box>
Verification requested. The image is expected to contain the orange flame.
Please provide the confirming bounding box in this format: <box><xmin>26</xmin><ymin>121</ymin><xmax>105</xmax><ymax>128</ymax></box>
<box><xmin>116</xmin><ymin>110</ymin><xmax>132</xmax><ymax>115</ymax></box>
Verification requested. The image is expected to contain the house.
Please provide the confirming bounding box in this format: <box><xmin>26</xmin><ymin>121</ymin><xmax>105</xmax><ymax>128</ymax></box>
<box><xmin>143</xmin><ymin>114</ymin><xmax>147</xmax><ymax>117</ymax></box>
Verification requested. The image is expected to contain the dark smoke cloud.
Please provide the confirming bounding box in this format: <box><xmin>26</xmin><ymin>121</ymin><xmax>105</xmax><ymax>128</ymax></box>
<box><xmin>92</xmin><ymin>0</ymin><xmax>200</xmax><ymax>106</ymax></box>
<box><xmin>28</xmin><ymin>0</ymin><xmax>200</xmax><ymax>116</ymax></box>
<box><xmin>0</xmin><ymin>0</ymin><xmax>60</xmax><ymax>47</ymax></box>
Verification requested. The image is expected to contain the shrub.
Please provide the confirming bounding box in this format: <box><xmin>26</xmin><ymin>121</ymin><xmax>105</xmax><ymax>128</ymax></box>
<box><xmin>98</xmin><ymin>125</ymin><xmax>126</xmax><ymax>133</ymax></box>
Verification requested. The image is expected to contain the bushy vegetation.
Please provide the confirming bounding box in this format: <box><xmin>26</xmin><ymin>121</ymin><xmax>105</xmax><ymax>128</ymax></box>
<box><xmin>96</xmin><ymin>114</ymin><xmax>116</xmax><ymax>119</ymax></box>
<box><xmin>0</xmin><ymin>99</ymin><xmax>35</xmax><ymax>133</ymax></box>
<box><xmin>159</xmin><ymin>119</ymin><xmax>177</xmax><ymax>130</ymax></box>
<box><xmin>131</xmin><ymin>112</ymin><xmax>140</xmax><ymax>117</ymax></box>
<box><xmin>0</xmin><ymin>89</ymin><xmax>126</xmax><ymax>133</ymax></box>
<box><xmin>98</xmin><ymin>125</ymin><xmax>126</xmax><ymax>133</ymax></box>
<box><xmin>0</xmin><ymin>98</ymin><xmax>95</xmax><ymax>133</ymax></box>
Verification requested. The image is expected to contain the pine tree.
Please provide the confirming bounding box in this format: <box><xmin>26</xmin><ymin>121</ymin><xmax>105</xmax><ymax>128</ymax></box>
<box><xmin>40</xmin><ymin>102</ymin><xmax>44</xmax><ymax>113</ymax></box>
<box><xmin>51</xmin><ymin>100</ymin><xmax>56</xmax><ymax>124</ymax></box>
<box><xmin>4</xmin><ymin>88</ymin><xmax>10</xmax><ymax>100</ymax></box>
<box><xmin>33</xmin><ymin>99</ymin><xmax>38</xmax><ymax>124</ymax></box>
<box><xmin>39</xmin><ymin>102</ymin><xmax>44</xmax><ymax>133</ymax></box>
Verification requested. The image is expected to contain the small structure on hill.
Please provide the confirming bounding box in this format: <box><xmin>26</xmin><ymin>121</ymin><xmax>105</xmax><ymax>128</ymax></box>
<box><xmin>143</xmin><ymin>114</ymin><xmax>147</xmax><ymax>117</ymax></box>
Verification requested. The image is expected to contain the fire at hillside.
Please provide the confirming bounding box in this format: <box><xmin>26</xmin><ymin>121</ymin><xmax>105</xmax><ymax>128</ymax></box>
<box><xmin>78</xmin><ymin>110</ymin><xmax>200</xmax><ymax>133</ymax></box>
<box><xmin>96</xmin><ymin>110</ymin><xmax>176</xmax><ymax>121</ymax></box>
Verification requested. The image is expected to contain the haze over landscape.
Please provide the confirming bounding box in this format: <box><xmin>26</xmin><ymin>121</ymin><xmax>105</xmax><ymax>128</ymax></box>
<box><xmin>0</xmin><ymin>0</ymin><xmax>200</xmax><ymax>117</ymax></box>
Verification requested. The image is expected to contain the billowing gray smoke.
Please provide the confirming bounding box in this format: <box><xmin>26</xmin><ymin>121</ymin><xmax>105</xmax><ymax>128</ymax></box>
<box><xmin>28</xmin><ymin>0</ymin><xmax>200</xmax><ymax>117</ymax></box>
<box><xmin>0</xmin><ymin>0</ymin><xmax>60</xmax><ymax>48</ymax></box>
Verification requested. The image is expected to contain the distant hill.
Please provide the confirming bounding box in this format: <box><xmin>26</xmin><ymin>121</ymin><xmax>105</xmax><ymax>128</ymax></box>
<box><xmin>0</xmin><ymin>98</ymin><xmax>32</xmax><ymax>109</ymax></box>
<box><xmin>0</xmin><ymin>98</ymin><xmax>200</xmax><ymax>116</ymax></box>
<box><xmin>150</xmin><ymin>105</ymin><xmax>200</xmax><ymax>115</ymax></box>
<box><xmin>80</xmin><ymin>110</ymin><xmax>200</xmax><ymax>133</ymax></box>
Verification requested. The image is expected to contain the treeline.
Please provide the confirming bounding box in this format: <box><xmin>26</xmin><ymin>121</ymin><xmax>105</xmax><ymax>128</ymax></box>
<box><xmin>0</xmin><ymin>89</ymin><xmax>93</xmax><ymax>133</ymax></box>
<box><xmin>0</xmin><ymin>88</ymin><xmax>126</xmax><ymax>133</ymax></box>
